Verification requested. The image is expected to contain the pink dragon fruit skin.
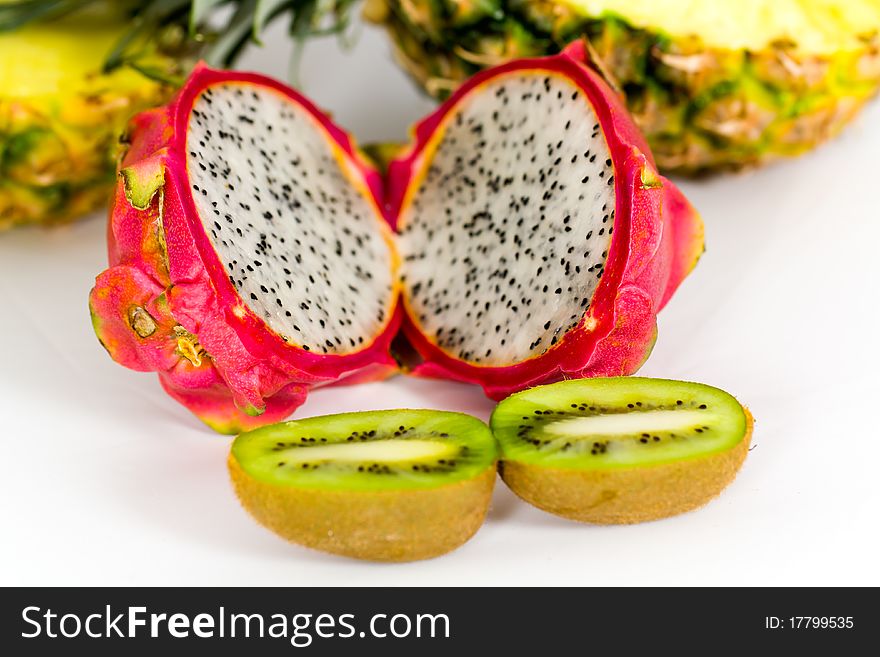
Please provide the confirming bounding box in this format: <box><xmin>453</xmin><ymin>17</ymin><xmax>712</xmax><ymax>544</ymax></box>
<box><xmin>387</xmin><ymin>41</ymin><xmax>704</xmax><ymax>400</ymax></box>
<box><xmin>89</xmin><ymin>65</ymin><xmax>401</xmax><ymax>434</ymax></box>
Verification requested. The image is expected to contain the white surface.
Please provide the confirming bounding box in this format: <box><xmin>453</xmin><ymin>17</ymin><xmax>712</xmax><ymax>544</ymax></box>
<box><xmin>2</xmin><ymin>20</ymin><xmax>879</xmax><ymax>587</ymax></box>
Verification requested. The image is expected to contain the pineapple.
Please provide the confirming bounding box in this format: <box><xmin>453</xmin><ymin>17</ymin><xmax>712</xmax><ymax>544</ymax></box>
<box><xmin>365</xmin><ymin>0</ymin><xmax>880</xmax><ymax>173</ymax></box>
<box><xmin>0</xmin><ymin>3</ymin><xmax>188</xmax><ymax>230</ymax></box>
<box><xmin>0</xmin><ymin>0</ymin><xmax>357</xmax><ymax>230</ymax></box>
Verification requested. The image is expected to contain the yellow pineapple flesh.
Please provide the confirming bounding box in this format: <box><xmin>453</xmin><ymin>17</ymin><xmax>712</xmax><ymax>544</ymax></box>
<box><xmin>0</xmin><ymin>4</ymin><xmax>183</xmax><ymax>230</ymax></box>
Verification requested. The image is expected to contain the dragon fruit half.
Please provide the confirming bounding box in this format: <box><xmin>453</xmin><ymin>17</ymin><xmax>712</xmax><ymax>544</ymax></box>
<box><xmin>90</xmin><ymin>42</ymin><xmax>703</xmax><ymax>433</ymax></box>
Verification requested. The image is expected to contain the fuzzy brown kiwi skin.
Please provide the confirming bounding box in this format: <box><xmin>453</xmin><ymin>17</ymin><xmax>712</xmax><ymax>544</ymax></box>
<box><xmin>228</xmin><ymin>455</ymin><xmax>497</xmax><ymax>562</ymax></box>
<box><xmin>499</xmin><ymin>409</ymin><xmax>753</xmax><ymax>525</ymax></box>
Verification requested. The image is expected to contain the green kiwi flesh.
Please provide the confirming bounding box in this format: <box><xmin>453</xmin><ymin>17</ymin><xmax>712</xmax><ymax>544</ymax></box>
<box><xmin>490</xmin><ymin>377</ymin><xmax>751</xmax><ymax>524</ymax></box>
<box><xmin>229</xmin><ymin>409</ymin><xmax>497</xmax><ymax>561</ymax></box>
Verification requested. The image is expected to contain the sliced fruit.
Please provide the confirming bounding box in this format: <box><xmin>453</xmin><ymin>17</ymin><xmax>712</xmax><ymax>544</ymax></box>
<box><xmin>90</xmin><ymin>47</ymin><xmax>702</xmax><ymax>433</ymax></box>
<box><xmin>228</xmin><ymin>409</ymin><xmax>497</xmax><ymax>561</ymax></box>
<box><xmin>391</xmin><ymin>46</ymin><xmax>703</xmax><ymax>401</ymax></box>
<box><xmin>490</xmin><ymin>377</ymin><xmax>752</xmax><ymax>523</ymax></box>
<box><xmin>89</xmin><ymin>65</ymin><xmax>402</xmax><ymax>434</ymax></box>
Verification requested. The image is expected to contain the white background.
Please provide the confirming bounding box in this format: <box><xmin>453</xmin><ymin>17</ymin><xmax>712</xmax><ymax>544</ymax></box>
<box><xmin>2</xmin><ymin>18</ymin><xmax>879</xmax><ymax>586</ymax></box>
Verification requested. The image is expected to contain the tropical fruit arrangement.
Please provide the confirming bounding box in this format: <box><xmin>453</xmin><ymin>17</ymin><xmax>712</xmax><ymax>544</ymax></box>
<box><xmin>89</xmin><ymin>44</ymin><xmax>703</xmax><ymax>433</ymax></box>
<box><xmin>2</xmin><ymin>0</ymin><xmax>877</xmax><ymax>229</ymax></box>
<box><xmin>229</xmin><ymin>378</ymin><xmax>752</xmax><ymax>561</ymax></box>
<box><xmin>9</xmin><ymin>0</ymin><xmax>839</xmax><ymax>561</ymax></box>
<box><xmin>84</xmin><ymin>45</ymin><xmax>754</xmax><ymax>560</ymax></box>
<box><xmin>366</xmin><ymin>0</ymin><xmax>880</xmax><ymax>172</ymax></box>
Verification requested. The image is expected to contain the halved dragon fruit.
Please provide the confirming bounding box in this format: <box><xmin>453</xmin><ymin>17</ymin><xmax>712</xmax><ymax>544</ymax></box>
<box><xmin>90</xmin><ymin>42</ymin><xmax>703</xmax><ymax>433</ymax></box>
<box><xmin>389</xmin><ymin>41</ymin><xmax>704</xmax><ymax>400</ymax></box>
<box><xmin>90</xmin><ymin>67</ymin><xmax>401</xmax><ymax>434</ymax></box>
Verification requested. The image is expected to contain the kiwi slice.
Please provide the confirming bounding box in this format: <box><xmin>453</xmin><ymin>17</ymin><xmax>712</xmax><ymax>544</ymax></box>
<box><xmin>491</xmin><ymin>378</ymin><xmax>752</xmax><ymax>524</ymax></box>
<box><xmin>228</xmin><ymin>409</ymin><xmax>497</xmax><ymax>561</ymax></box>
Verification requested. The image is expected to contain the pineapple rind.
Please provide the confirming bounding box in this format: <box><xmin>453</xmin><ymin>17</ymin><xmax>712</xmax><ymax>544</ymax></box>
<box><xmin>374</xmin><ymin>0</ymin><xmax>880</xmax><ymax>172</ymax></box>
